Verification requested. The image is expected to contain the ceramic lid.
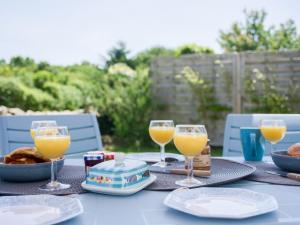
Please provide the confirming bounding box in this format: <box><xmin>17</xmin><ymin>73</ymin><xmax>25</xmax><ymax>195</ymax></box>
<box><xmin>90</xmin><ymin>158</ymin><xmax>148</xmax><ymax>174</ymax></box>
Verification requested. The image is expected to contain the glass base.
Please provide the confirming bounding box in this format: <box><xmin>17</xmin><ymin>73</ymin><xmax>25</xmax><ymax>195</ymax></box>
<box><xmin>39</xmin><ymin>181</ymin><xmax>71</xmax><ymax>191</ymax></box>
<box><xmin>152</xmin><ymin>161</ymin><xmax>167</xmax><ymax>168</ymax></box>
<box><xmin>175</xmin><ymin>178</ymin><xmax>202</xmax><ymax>187</ymax></box>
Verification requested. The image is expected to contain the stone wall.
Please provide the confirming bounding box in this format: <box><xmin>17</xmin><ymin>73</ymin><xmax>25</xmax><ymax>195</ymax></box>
<box><xmin>0</xmin><ymin>105</ymin><xmax>90</xmax><ymax>116</ymax></box>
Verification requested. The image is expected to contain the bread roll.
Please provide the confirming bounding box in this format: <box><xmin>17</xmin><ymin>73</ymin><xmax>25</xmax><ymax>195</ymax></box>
<box><xmin>4</xmin><ymin>147</ymin><xmax>50</xmax><ymax>164</ymax></box>
<box><xmin>288</xmin><ymin>143</ymin><xmax>300</xmax><ymax>157</ymax></box>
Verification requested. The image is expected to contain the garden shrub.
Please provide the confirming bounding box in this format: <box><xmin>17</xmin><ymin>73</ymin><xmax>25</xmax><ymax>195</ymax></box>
<box><xmin>33</xmin><ymin>71</ymin><xmax>57</xmax><ymax>89</ymax></box>
<box><xmin>21</xmin><ymin>86</ymin><xmax>56</xmax><ymax>111</ymax></box>
<box><xmin>108</xmin><ymin>63</ymin><xmax>136</xmax><ymax>77</ymax></box>
<box><xmin>0</xmin><ymin>77</ymin><xmax>55</xmax><ymax>110</ymax></box>
<box><xmin>0</xmin><ymin>77</ymin><xmax>25</xmax><ymax>108</ymax></box>
<box><xmin>107</xmin><ymin>69</ymin><xmax>152</xmax><ymax>147</ymax></box>
<box><xmin>68</xmin><ymin>78</ymin><xmax>98</xmax><ymax>107</ymax></box>
<box><xmin>43</xmin><ymin>82</ymin><xmax>83</xmax><ymax>110</ymax></box>
<box><xmin>175</xmin><ymin>44</ymin><xmax>214</xmax><ymax>56</ymax></box>
<box><xmin>244</xmin><ymin>69</ymin><xmax>294</xmax><ymax>113</ymax></box>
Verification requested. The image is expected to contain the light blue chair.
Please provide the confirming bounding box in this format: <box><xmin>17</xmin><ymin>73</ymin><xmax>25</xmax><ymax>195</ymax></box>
<box><xmin>0</xmin><ymin>114</ymin><xmax>103</xmax><ymax>156</ymax></box>
<box><xmin>223</xmin><ymin>114</ymin><xmax>300</xmax><ymax>156</ymax></box>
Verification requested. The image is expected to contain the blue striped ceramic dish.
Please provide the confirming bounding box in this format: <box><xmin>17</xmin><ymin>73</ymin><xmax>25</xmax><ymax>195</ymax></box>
<box><xmin>86</xmin><ymin>159</ymin><xmax>150</xmax><ymax>188</ymax></box>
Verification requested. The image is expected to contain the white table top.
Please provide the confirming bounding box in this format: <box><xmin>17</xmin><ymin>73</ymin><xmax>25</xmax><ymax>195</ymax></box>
<box><xmin>57</xmin><ymin>157</ymin><xmax>300</xmax><ymax>225</ymax></box>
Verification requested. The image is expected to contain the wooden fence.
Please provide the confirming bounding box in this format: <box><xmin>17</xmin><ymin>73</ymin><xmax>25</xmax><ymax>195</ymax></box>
<box><xmin>150</xmin><ymin>51</ymin><xmax>300</xmax><ymax>146</ymax></box>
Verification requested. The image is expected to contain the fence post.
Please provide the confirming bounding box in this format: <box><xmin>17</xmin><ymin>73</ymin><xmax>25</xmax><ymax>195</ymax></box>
<box><xmin>232</xmin><ymin>53</ymin><xmax>242</xmax><ymax>113</ymax></box>
<box><xmin>239</xmin><ymin>53</ymin><xmax>245</xmax><ymax>112</ymax></box>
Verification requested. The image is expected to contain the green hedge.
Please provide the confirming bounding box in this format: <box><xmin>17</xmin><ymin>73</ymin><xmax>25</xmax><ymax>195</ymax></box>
<box><xmin>0</xmin><ymin>62</ymin><xmax>152</xmax><ymax>147</ymax></box>
<box><xmin>43</xmin><ymin>82</ymin><xmax>83</xmax><ymax>110</ymax></box>
<box><xmin>0</xmin><ymin>77</ymin><xmax>55</xmax><ymax>110</ymax></box>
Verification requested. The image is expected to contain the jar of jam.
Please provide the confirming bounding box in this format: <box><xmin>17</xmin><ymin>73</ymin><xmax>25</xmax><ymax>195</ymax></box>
<box><xmin>185</xmin><ymin>140</ymin><xmax>211</xmax><ymax>175</ymax></box>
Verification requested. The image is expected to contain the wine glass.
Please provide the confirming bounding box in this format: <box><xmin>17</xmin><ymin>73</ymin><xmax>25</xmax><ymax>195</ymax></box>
<box><xmin>31</xmin><ymin>121</ymin><xmax>57</xmax><ymax>139</ymax></box>
<box><xmin>173</xmin><ymin>125</ymin><xmax>208</xmax><ymax>187</ymax></box>
<box><xmin>149</xmin><ymin>120</ymin><xmax>174</xmax><ymax>167</ymax></box>
<box><xmin>34</xmin><ymin>126</ymin><xmax>71</xmax><ymax>191</ymax></box>
<box><xmin>260</xmin><ymin>119</ymin><xmax>286</xmax><ymax>153</ymax></box>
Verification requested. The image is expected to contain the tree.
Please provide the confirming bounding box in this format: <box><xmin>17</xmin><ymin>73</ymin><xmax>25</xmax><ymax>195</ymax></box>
<box><xmin>175</xmin><ymin>43</ymin><xmax>214</xmax><ymax>56</ymax></box>
<box><xmin>133</xmin><ymin>46</ymin><xmax>175</xmax><ymax>68</ymax></box>
<box><xmin>269</xmin><ymin>20</ymin><xmax>300</xmax><ymax>50</ymax></box>
<box><xmin>37</xmin><ymin>61</ymin><xmax>50</xmax><ymax>71</ymax></box>
<box><xmin>104</xmin><ymin>41</ymin><xmax>135</xmax><ymax>69</ymax></box>
<box><xmin>219</xmin><ymin>9</ymin><xmax>300</xmax><ymax>52</ymax></box>
<box><xmin>9</xmin><ymin>56</ymin><xmax>35</xmax><ymax>67</ymax></box>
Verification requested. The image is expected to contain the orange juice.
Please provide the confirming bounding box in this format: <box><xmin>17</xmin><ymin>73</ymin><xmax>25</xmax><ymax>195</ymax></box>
<box><xmin>149</xmin><ymin>127</ymin><xmax>174</xmax><ymax>145</ymax></box>
<box><xmin>260</xmin><ymin>126</ymin><xmax>286</xmax><ymax>144</ymax></box>
<box><xmin>174</xmin><ymin>134</ymin><xmax>208</xmax><ymax>157</ymax></box>
<box><xmin>35</xmin><ymin>136</ymin><xmax>70</xmax><ymax>159</ymax></box>
<box><xmin>30</xmin><ymin>129</ymin><xmax>36</xmax><ymax>139</ymax></box>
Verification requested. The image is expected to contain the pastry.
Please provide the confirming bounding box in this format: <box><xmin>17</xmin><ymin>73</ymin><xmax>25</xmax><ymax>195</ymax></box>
<box><xmin>288</xmin><ymin>143</ymin><xmax>300</xmax><ymax>157</ymax></box>
<box><xmin>4</xmin><ymin>147</ymin><xmax>50</xmax><ymax>164</ymax></box>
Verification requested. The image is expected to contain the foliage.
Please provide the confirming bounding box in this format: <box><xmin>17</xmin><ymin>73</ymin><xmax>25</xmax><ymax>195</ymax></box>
<box><xmin>104</xmin><ymin>41</ymin><xmax>135</xmax><ymax>69</ymax></box>
<box><xmin>106</xmin><ymin>69</ymin><xmax>152</xmax><ymax>147</ymax></box>
<box><xmin>219</xmin><ymin>9</ymin><xmax>300</xmax><ymax>52</ymax></box>
<box><xmin>0</xmin><ymin>56</ymin><xmax>153</xmax><ymax>146</ymax></box>
<box><xmin>178</xmin><ymin>67</ymin><xmax>231</xmax><ymax>121</ymax></box>
<box><xmin>0</xmin><ymin>77</ymin><xmax>55</xmax><ymax>110</ymax></box>
<box><xmin>133</xmin><ymin>47</ymin><xmax>175</xmax><ymax>68</ymax></box>
<box><xmin>175</xmin><ymin>44</ymin><xmax>214</xmax><ymax>56</ymax></box>
<box><xmin>108</xmin><ymin>63</ymin><xmax>136</xmax><ymax>77</ymax></box>
<box><xmin>43</xmin><ymin>82</ymin><xmax>83</xmax><ymax>110</ymax></box>
<box><xmin>244</xmin><ymin>69</ymin><xmax>299</xmax><ymax>113</ymax></box>
<box><xmin>10</xmin><ymin>56</ymin><xmax>36</xmax><ymax>68</ymax></box>
<box><xmin>269</xmin><ymin>20</ymin><xmax>300</xmax><ymax>50</ymax></box>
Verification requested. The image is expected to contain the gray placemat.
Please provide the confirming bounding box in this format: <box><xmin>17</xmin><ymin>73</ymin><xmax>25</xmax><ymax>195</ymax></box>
<box><xmin>0</xmin><ymin>165</ymin><xmax>86</xmax><ymax>195</ymax></box>
<box><xmin>245</xmin><ymin>161</ymin><xmax>300</xmax><ymax>186</ymax></box>
<box><xmin>146</xmin><ymin>158</ymin><xmax>256</xmax><ymax>191</ymax></box>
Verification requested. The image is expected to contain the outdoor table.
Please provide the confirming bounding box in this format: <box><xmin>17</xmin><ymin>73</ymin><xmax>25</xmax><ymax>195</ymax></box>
<box><xmin>62</xmin><ymin>157</ymin><xmax>300</xmax><ymax>225</ymax></box>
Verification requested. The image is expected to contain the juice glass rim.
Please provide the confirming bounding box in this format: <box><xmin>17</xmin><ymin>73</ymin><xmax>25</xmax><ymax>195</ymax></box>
<box><xmin>175</xmin><ymin>124</ymin><xmax>206</xmax><ymax>128</ymax></box>
<box><xmin>32</xmin><ymin>120</ymin><xmax>57</xmax><ymax>123</ymax></box>
<box><xmin>35</xmin><ymin>126</ymin><xmax>69</xmax><ymax>137</ymax></box>
<box><xmin>150</xmin><ymin>120</ymin><xmax>174</xmax><ymax>123</ymax></box>
<box><xmin>260</xmin><ymin>119</ymin><xmax>285</xmax><ymax>123</ymax></box>
<box><xmin>260</xmin><ymin>119</ymin><xmax>286</xmax><ymax>127</ymax></box>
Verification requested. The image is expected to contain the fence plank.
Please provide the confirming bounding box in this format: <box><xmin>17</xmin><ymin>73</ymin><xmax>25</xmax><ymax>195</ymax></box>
<box><xmin>150</xmin><ymin>51</ymin><xmax>300</xmax><ymax>146</ymax></box>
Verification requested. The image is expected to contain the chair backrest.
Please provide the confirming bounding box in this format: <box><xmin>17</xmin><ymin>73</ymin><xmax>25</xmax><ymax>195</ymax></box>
<box><xmin>0</xmin><ymin>114</ymin><xmax>103</xmax><ymax>156</ymax></box>
<box><xmin>223</xmin><ymin>114</ymin><xmax>300</xmax><ymax>156</ymax></box>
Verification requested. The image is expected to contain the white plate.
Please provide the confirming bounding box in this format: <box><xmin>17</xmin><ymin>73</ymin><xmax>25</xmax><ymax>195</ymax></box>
<box><xmin>81</xmin><ymin>174</ymin><xmax>156</xmax><ymax>196</ymax></box>
<box><xmin>126</xmin><ymin>153</ymin><xmax>185</xmax><ymax>163</ymax></box>
<box><xmin>0</xmin><ymin>195</ymin><xmax>83</xmax><ymax>225</ymax></box>
<box><xmin>164</xmin><ymin>187</ymin><xmax>278</xmax><ymax>219</ymax></box>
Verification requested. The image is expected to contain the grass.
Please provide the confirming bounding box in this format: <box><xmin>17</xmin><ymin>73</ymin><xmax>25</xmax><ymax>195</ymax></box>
<box><xmin>105</xmin><ymin>143</ymin><xmax>223</xmax><ymax>156</ymax></box>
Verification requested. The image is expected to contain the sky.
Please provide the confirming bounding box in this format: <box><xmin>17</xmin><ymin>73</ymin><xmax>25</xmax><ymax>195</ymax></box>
<box><xmin>0</xmin><ymin>0</ymin><xmax>299</xmax><ymax>65</ymax></box>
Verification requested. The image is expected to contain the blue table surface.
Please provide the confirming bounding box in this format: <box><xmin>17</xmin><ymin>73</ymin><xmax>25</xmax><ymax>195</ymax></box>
<box><xmin>52</xmin><ymin>158</ymin><xmax>300</xmax><ymax>224</ymax></box>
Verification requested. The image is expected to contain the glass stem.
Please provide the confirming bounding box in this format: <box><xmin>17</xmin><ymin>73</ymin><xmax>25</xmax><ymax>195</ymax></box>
<box><xmin>160</xmin><ymin>144</ymin><xmax>165</xmax><ymax>165</ymax></box>
<box><xmin>50</xmin><ymin>160</ymin><xmax>55</xmax><ymax>184</ymax></box>
<box><xmin>187</xmin><ymin>156</ymin><xmax>194</xmax><ymax>182</ymax></box>
<box><xmin>54</xmin><ymin>160</ymin><xmax>58</xmax><ymax>181</ymax></box>
<box><xmin>270</xmin><ymin>143</ymin><xmax>273</xmax><ymax>154</ymax></box>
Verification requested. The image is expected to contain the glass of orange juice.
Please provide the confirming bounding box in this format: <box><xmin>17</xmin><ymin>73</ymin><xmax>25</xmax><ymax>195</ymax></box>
<box><xmin>174</xmin><ymin>125</ymin><xmax>208</xmax><ymax>187</ymax></box>
<box><xmin>35</xmin><ymin>126</ymin><xmax>71</xmax><ymax>191</ymax></box>
<box><xmin>260</xmin><ymin>119</ymin><xmax>286</xmax><ymax>153</ymax></box>
<box><xmin>149</xmin><ymin>120</ymin><xmax>174</xmax><ymax>167</ymax></box>
<box><xmin>31</xmin><ymin>121</ymin><xmax>57</xmax><ymax>139</ymax></box>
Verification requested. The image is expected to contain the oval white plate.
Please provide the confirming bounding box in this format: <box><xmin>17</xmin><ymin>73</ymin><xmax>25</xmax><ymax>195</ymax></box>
<box><xmin>164</xmin><ymin>187</ymin><xmax>278</xmax><ymax>219</ymax></box>
<box><xmin>82</xmin><ymin>174</ymin><xmax>156</xmax><ymax>196</ymax></box>
<box><xmin>0</xmin><ymin>195</ymin><xmax>83</xmax><ymax>225</ymax></box>
<box><xmin>126</xmin><ymin>153</ymin><xmax>184</xmax><ymax>163</ymax></box>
